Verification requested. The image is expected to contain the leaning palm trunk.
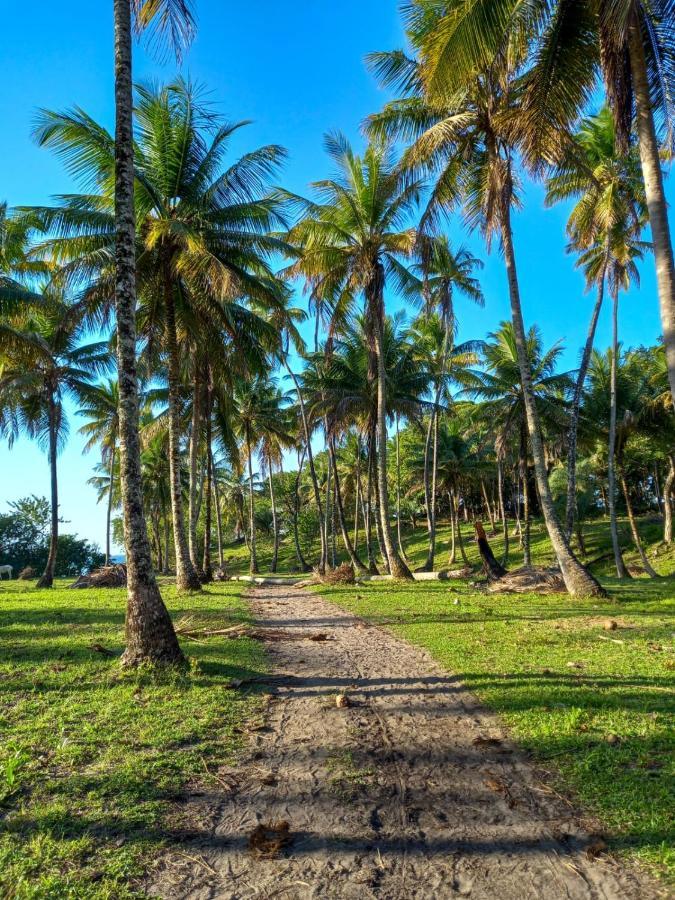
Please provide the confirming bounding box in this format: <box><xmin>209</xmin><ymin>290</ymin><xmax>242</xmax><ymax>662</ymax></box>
<box><xmin>500</xmin><ymin>198</ymin><xmax>604</xmax><ymax>597</ymax></box>
<box><xmin>164</xmin><ymin>281</ymin><xmax>201</xmax><ymax>591</ymax></box>
<box><xmin>664</xmin><ymin>454</ymin><xmax>674</xmax><ymax>544</ymax></box>
<box><xmin>104</xmin><ymin>445</ymin><xmax>116</xmax><ymax>566</ymax></box>
<box><xmin>37</xmin><ymin>399</ymin><xmax>59</xmax><ymax>588</ymax></box>
<box><xmin>329</xmin><ymin>438</ymin><xmax>368</xmax><ymax>573</ymax></box>
<box><xmin>373</xmin><ymin>314</ymin><xmax>413</xmax><ymax>579</ymax></box>
<box><xmin>268</xmin><ymin>456</ymin><xmax>279</xmax><ymax>574</ymax></box>
<box><xmin>565</xmin><ymin>263</ymin><xmax>607</xmax><ymax>537</ymax></box>
<box><xmin>628</xmin><ymin>17</ymin><xmax>675</xmax><ymax>413</ymax></box>
<box><xmin>246</xmin><ymin>430</ymin><xmax>258</xmax><ymax>575</ymax></box>
<box><xmin>608</xmin><ymin>291</ymin><xmax>630</xmax><ymax>578</ymax></box>
<box><xmin>113</xmin><ymin>0</ymin><xmax>183</xmax><ymax>665</ymax></box>
<box><xmin>286</xmin><ymin>363</ymin><xmax>327</xmax><ymax>573</ymax></box>
<box><xmin>618</xmin><ymin>465</ymin><xmax>659</xmax><ymax>577</ymax></box>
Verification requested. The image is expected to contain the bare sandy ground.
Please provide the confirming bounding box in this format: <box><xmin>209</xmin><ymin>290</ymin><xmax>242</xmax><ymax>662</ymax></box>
<box><xmin>149</xmin><ymin>583</ymin><xmax>662</xmax><ymax>900</ymax></box>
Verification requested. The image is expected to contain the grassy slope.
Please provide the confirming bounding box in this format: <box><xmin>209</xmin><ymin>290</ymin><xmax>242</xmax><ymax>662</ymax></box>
<box><xmin>316</xmin><ymin>577</ymin><xmax>674</xmax><ymax>880</ymax></box>
<box><xmin>0</xmin><ymin>579</ymin><xmax>266</xmax><ymax>900</ymax></box>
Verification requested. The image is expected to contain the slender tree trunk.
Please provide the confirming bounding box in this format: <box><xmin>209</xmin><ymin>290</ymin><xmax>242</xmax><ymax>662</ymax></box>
<box><xmin>395</xmin><ymin>414</ymin><xmax>408</xmax><ymax>563</ymax></box>
<box><xmin>324</xmin><ymin>434</ymin><xmax>333</xmax><ymax>567</ymax></box>
<box><xmin>212</xmin><ymin>463</ymin><xmax>224</xmax><ymax>568</ymax></box>
<box><xmin>608</xmin><ymin>290</ymin><xmax>630</xmax><ymax>578</ymax></box>
<box><xmin>481</xmin><ymin>477</ymin><xmax>495</xmax><ymax>532</ymax></box>
<box><xmin>500</xmin><ymin>198</ymin><xmax>604</xmax><ymax>596</ymax></box>
<box><xmin>422</xmin><ymin>412</ymin><xmax>434</xmax><ymax>568</ymax></box>
<box><xmin>497</xmin><ymin>459</ymin><xmax>509</xmax><ymax>566</ymax></box>
<box><xmin>373</xmin><ymin>312</ymin><xmax>412</xmax><ymax>579</ymax></box>
<box><xmin>293</xmin><ymin>447</ymin><xmax>310</xmax><ymax>572</ymax></box>
<box><xmin>628</xmin><ymin>17</ymin><xmax>675</xmax><ymax>412</ymax></box>
<box><xmin>286</xmin><ymin>362</ymin><xmax>327</xmax><ymax>572</ymax></box>
<box><xmin>618</xmin><ymin>465</ymin><xmax>659</xmax><ymax>577</ymax></box>
<box><xmin>565</xmin><ymin>266</ymin><xmax>607</xmax><ymax>537</ymax></box>
<box><xmin>187</xmin><ymin>368</ymin><xmax>203</xmax><ymax>577</ymax></box>
<box><xmin>353</xmin><ymin>435</ymin><xmax>362</xmax><ymax>553</ymax></box>
<box><xmin>519</xmin><ymin>420</ymin><xmax>531</xmax><ymax>567</ymax></box>
<box><xmin>164</xmin><ymin>277</ymin><xmax>201</xmax><ymax>591</ymax></box>
<box><xmin>365</xmin><ymin>428</ymin><xmax>379</xmax><ymax>574</ymax></box>
<box><xmin>448</xmin><ymin>492</ymin><xmax>457</xmax><ymax>565</ymax></box>
<box><xmin>452</xmin><ymin>487</ymin><xmax>470</xmax><ymax>565</ymax></box>
<box><xmin>113</xmin><ymin>0</ymin><xmax>183</xmax><ymax>665</ymax></box>
<box><xmin>329</xmin><ymin>438</ymin><xmax>367</xmax><ymax>573</ymax></box>
<box><xmin>246</xmin><ymin>429</ymin><xmax>258</xmax><ymax>575</ymax></box>
<box><xmin>268</xmin><ymin>455</ymin><xmax>279</xmax><ymax>574</ymax></box>
<box><xmin>162</xmin><ymin>499</ymin><xmax>170</xmax><ymax>575</ymax></box>
<box><xmin>664</xmin><ymin>454</ymin><xmax>674</xmax><ymax>544</ymax></box>
<box><xmin>201</xmin><ymin>414</ymin><xmax>213</xmax><ymax>582</ymax></box>
<box><xmin>105</xmin><ymin>444</ymin><xmax>116</xmax><ymax>566</ymax></box>
<box><xmin>37</xmin><ymin>398</ymin><xmax>59</xmax><ymax>588</ymax></box>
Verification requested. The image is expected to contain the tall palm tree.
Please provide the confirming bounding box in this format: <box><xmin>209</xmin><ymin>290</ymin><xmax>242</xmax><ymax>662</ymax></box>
<box><xmin>78</xmin><ymin>378</ymin><xmax>121</xmax><ymax>565</ymax></box>
<box><xmin>367</xmin><ymin>44</ymin><xmax>604</xmax><ymax>595</ymax></box>
<box><xmin>406</xmin><ymin>0</ymin><xmax>675</xmax><ymax>414</ymax></box>
<box><xmin>546</xmin><ymin>107</ymin><xmax>646</xmax><ymax>537</ymax></box>
<box><xmin>0</xmin><ymin>298</ymin><xmax>109</xmax><ymax>587</ymax></box>
<box><xmin>286</xmin><ymin>135</ymin><xmax>424</xmax><ymax>579</ymax></box>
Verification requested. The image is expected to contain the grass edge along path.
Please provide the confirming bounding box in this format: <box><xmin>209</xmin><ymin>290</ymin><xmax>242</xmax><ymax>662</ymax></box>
<box><xmin>0</xmin><ymin>579</ymin><xmax>267</xmax><ymax>900</ymax></box>
<box><xmin>316</xmin><ymin>577</ymin><xmax>675</xmax><ymax>884</ymax></box>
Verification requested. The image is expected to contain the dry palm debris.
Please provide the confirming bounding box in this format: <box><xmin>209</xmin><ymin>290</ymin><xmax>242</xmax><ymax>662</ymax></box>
<box><xmin>248</xmin><ymin>820</ymin><xmax>291</xmax><ymax>858</ymax></box>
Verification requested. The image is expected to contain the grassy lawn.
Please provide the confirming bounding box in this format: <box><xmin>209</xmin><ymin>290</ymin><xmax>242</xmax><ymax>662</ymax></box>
<box><xmin>316</xmin><ymin>576</ymin><xmax>675</xmax><ymax>881</ymax></box>
<box><xmin>0</xmin><ymin>579</ymin><xmax>266</xmax><ymax>900</ymax></box>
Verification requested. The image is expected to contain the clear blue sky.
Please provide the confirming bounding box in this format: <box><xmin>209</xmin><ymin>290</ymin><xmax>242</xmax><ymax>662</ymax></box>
<box><xmin>0</xmin><ymin>1</ymin><xmax>669</xmax><ymax>552</ymax></box>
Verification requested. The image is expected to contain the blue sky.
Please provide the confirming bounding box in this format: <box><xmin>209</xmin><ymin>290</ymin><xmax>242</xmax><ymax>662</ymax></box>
<box><xmin>0</xmin><ymin>1</ymin><xmax>670</xmax><ymax>552</ymax></box>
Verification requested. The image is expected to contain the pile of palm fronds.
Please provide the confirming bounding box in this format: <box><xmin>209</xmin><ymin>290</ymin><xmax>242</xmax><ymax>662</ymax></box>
<box><xmin>69</xmin><ymin>564</ymin><xmax>127</xmax><ymax>589</ymax></box>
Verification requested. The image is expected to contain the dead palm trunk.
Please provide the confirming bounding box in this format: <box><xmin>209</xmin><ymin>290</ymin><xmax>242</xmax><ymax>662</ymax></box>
<box><xmin>164</xmin><ymin>277</ymin><xmax>201</xmax><ymax>592</ymax></box>
<box><xmin>372</xmin><ymin>307</ymin><xmax>412</xmax><ymax>579</ymax></box>
<box><xmin>329</xmin><ymin>437</ymin><xmax>368</xmax><ymax>573</ymax></box>
<box><xmin>664</xmin><ymin>454</ymin><xmax>674</xmax><ymax>544</ymax></box>
<box><xmin>500</xmin><ymin>196</ymin><xmax>604</xmax><ymax>596</ymax></box>
<box><xmin>628</xmin><ymin>17</ymin><xmax>675</xmax><ymax>413</ymax></box>
<box><xmin>105</xmin><ymin>444</ymin><xmax>116</xmax><ymax>566</ymax></box>
<box><xmin>618</xmin><ymin>464</ymin><xmax>659</xmax><ymax>577</ymax></box>
<box><xmin>113</xmin><ymin>0</ymin><xmax>184</xmax><ymax>665</ymax></box>
<box><xmin>37</xmin><ymin>395</ymin><xmax>59</xmax><ymax>588</ymax></box>
<box><xmin>268</xmin><ymin>454</ymin><xmax>279</xmax><ymax>574</ymax></box>
<box><xmin>246</xmin><ymin>428</ymin><xmax>258</xmax><ymax>575</ymax></box>
<box><xmin>608</xmin><ymin>289</ymin><xmax>630</xmax><ymax>578</ymax></box>
<box><xmin>565</xmin><ymin>260</ymin><xmax>607</xmax><ymax>537</ymax></box>
<box><xmin>286</xmin><ymin>362</ymin><xmax>327</xmax><ymax>573</ymax></box>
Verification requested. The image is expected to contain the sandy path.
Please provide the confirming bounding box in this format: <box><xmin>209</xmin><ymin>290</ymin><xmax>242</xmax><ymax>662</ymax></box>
<box><xmin>150</xmin><ymin>584</ymin><xmax>658</xmax><ymax>900</ymax></box>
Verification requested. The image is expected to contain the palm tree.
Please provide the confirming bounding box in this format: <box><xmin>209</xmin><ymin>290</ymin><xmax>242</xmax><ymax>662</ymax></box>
<box><xmin>0</xmin><ymin>298</ymin><xmax>109</xmax><ymax>587</ymax></box>
<box><xmin>467</xmin><ymin>323</ymin><xmax>572</xmax><ymax>566</ymax></box>
<box><xmin>406</xmin><ymin>0</ymin><xmax>675</xmax><ymax>414</ymax></box>
<box><xmin>32</xmin><ymin>81</ymin><xmax>289</xmax><ymax>591</ymax></box>
<box><xmin>78</xmin><ymin>378</ymin><xmax>121</xmax><ymax>565</ymax></box>
<box><xmin>546</xmin><ymin>107</ymin><xmax>646</xmax><ymax>537</ymax></box>
<box><xmin>367</xmin><ymin>37</ymin><xmax>604</xmax><ymax>596</ymax></box>
<box><xmin>286</xmin><ymin>135</ymin><xmax>424</xmax><ymax>579</ymax></box>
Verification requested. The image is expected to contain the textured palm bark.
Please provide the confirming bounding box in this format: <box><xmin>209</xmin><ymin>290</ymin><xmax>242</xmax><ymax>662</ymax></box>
<box><xmin>353</xmin><ymin>436</ymin><xmax>362</xmax><ymax>553</ymax></box>
<box><xmin>618</xmin><ymin>466</ymin><xmax>659</xmax><ymax>578</ymax></box>
<box><xmin>364</xmin><ymin>431</ymin><xmax>379</xmax><ymax>574</ymax></box>
<box><xmin>373</xmin><ymin>315</ymin><xmax>412</xmax><ymax>579</ymax></box>
<box><xmin>519</xmin><ymin>421</ymin><xmax>531</xmax><ymax>568</ymax></box>
<box><xmin>421</xmin><ymin>412</ymin><xmax>434</xmax><ymax>568</ymax></box>
<box><xmin>481</xmin><ymin>478</ymin><xmax>496</xmax><ymax>533</ymax></box>
<box><xmin>37</xmin><ymin>397</ymin><xmax>59</xmax><ymax>589</ymax></box>
<box><xmin>286</xmin><ymin>363</ymin><xmax>327</xmax><ymax>573</ymax></box>
<box><xmin>628</xmin><ymin>16</ymin><xmax>675</xmax><ymax>412</ymax></box>
<box><xmin>447</xmin><ymin>493</ymin><xmax>457</xmax><ymax>565</ymax></box>
<box><xmin>105</xmin><ymin>445</ymin><xmax>116</xmax><ymax>565</ymax></box>
<box><xmin>164</xmin><ymin>280</ymin><xmax>201</xmax><ymax>591</ymax></box>
<box><xmin>113</xmin><ymin>0</ymin><xmax>183</xmax><ymax>665</ymax></box>
<box><xmin>187</xmin><ymin>367</ymin><xmax>204</xmax><ymax>578</ymax></box>
<box><xmin>608</xmin><ymin>291</ymin><xmax>630</xmax><ymax>579</ymax></box>
<box><xmin>329</xmin><ymin>438</ymin><xmax>367</xmax><ymax>573</ymax></box>
<box><xmin>452</xmin><ymin>487</ymin><xmax>470</xmax><ymax>566</ymax></box>
<box><xmin>565</xmin><ymin>273</ymin><xmax>606</xmax><ymax>538</ymax></box>
<box><xmin>501</xmin><ymin>201</ymin><xmax>605</xmax><ymax>597</ymax></box>
<box><xmin>212</xmin><ymin>464</ymin><xmax>224</xmax><ymax>568</ymax></box>
<box><xmin>395</xmin><ymin>414</ymin><xmax>408</xmax><ymax>563</ymax></box>
<box><xmin>664</xmin><ymin>455</ymin><xmax>674</xmax><ymax>544</ymax></box>
<box><xmin>268</xmin><ymin>457</ymin><xmax>280</xmax><ymax>574</ymax></box>
<box><xmin>201</xmin><ymin>421</ymin><xmax>213</xmax><ymax>583</ymax></box>
<box><xmin>292</xmin><ymin>448</ymin><xmax>310</xmax><ymax>572</ymax></box>
<box><xmin>497</xmin><ymin>459</ymin><xmax>509</xmax><ymax>566</ymax></box>
<box><xmin>246</xmin><ymin>429</ymin><xmax>259</xmax><ymax>575</ymax></box>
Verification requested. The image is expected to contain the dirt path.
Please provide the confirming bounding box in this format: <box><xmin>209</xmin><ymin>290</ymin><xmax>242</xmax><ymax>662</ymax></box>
<box><xmin>150</xmin><ymin>584</ymin><xmax>658</xmax><ymax>899</ymax></box>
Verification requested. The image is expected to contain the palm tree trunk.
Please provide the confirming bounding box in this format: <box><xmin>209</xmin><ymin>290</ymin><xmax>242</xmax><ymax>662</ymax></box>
<box><xmin>628</xmin><ymin>17</ymin><xmax>675</xmax><ymax>412</ymax></box>
<box><xmin>373</xmin><ymin>315</ymin><xmax>413</xmax><ymax>579</ymax></box>
<box><xmin>500</xmin><ymin>199</ymin><xmax>604</xmax><ymax>596</ymax></box>
<box><xmin>618</xmin><ymin>465</ymin><xmax>659</xmax><ymax>577</ymax></box>
<box><xmin>188</xmin><ymin>368</ymin><xmax>203</xmax><ymax>578</ymax></box>
<box><xmin>395</xmin><ymin>414</ymin><xmax>408</xmax><ymax>563</ymax></box>
<box><xmin>422</xmin><ymin>412</ymin><xmax>434</xmax><ymax>567</ymax></box>
<box><xmin>480</xmin><ymin>477</ymin><xmax>495</xmax><ymax>532</ymax></box>
<box><xmin>105</xmin><ymin>444</ymin><xmax>115</xmax><ymax>566</ymax></box>
<box><xmin>448</xmin><ymin>492</ymin><xmax>456</xmax><ymax>565</ymax></box>
<box><xmin>324</xmin><ymin>436</ymin><xmax>333</xmax><ymax>567</ymax></box>
<box><xmin>497</xmin><ymin>459</ymin><xmax>509</xmax><ymax>566</ymax></box>
<box><xmin>113</xmin><ymin>0</ymin><xmax>184</xmax><ymax>665</ymax></box>
<box><xmin>664</xmin><ymin>454</ymin><xmax>674</xmax><ymax>544</ymax></box>
<box><xmin>365</xmin><ymin>429</ymin><xmax>379</xmax><ymax>574</ymax></box>
<box><xmin>353</xmin><ymin>435</ymin><xmax>362</xmax><ymax>553</ymax></box>
<box><xmin>565</xmin><ymin>261</ymin><xmax>607</xmax><ymax>537</ymax></box>
<box><xmin>268</xmin><ymin>455</ymin><xmax>279</xmax><ymax>574</ymax></box>
<box><xmin>608</xmin><ymin>290</ymin><xmax>630</xmax><ymax>579</ymax></box>
<box><xmin>212</xmin><ymin>464</ymin><xmax>224</xmax><ymax>568</ymax></box>
<box><xmin>452</xmin><ymin>487</ymin><xmax>470</xmax><ymax>565</ymax></box>
<box><xmin>329</xmin><ymin>438</ymin><xmax>367</xmax><ymax>573</ymax></box>
<box><xmin>164</xmin><ymin>276</ymin><xmax>201</xmax><ymax>592</ymax></box>
<box><xmin>246</xmin><ymin>429</ymin><xmax>258</xmax><ymax>574</ymax></box>
<box><xmin>37</xmin><ymin>397</ymin><xmax>59</xmax><ymax>588</ymax></box>
<box><xmin>201</xmin><ymin>418</ymin><xmax>213</xmax><ymax>582</ymax></box>
<box><xmin>286</xmin><ymin>362</ymin><xmax>327</xmax><ymax>573</ymax></box>
<box><xmin>293</xmin><ymin>447</ymin><xmax>310</xmax><ymax>572</ymax></box>
<box><xmin>519</xmin><ymin>420</ymin><xmax>531</xmax><ymax>567</ymax></box>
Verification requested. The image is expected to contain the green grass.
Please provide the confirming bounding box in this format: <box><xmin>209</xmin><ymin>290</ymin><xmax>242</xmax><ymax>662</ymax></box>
<box><xmin>315</xmin><ymin>577</ymin><xmax>675</xmax><ymax>881</ymax></box>
<box><xmin>0</xmin><ymin>578</ymin><xmax>266</xmax><ymax>899</ymax></box>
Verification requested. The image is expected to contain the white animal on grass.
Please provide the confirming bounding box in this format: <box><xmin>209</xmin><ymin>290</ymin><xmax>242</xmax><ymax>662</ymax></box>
<box><xmin>0</xmin><ymin>565</ymin><xmax>13</xmax><ymax>580</ymax></box>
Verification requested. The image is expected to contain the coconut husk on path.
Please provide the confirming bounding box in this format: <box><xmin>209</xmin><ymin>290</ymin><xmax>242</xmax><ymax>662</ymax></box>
<box><xmin>68</xmin><ymin>564</ymin><xmax>127</xmax><ymax>589</ymax></box>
